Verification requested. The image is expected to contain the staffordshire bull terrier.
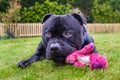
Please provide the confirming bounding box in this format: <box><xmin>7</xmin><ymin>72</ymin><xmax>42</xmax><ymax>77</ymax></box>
<box><xmin>17</xmin><ymin>13</ymin><xmax>96</xmax><ymax>68</ymax></box>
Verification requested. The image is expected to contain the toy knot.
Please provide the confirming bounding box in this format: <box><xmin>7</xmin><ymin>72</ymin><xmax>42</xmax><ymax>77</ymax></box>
<box><xmin>92</xmin><ymin>62</ymin><xmax>104</xmax><ymax>69</ymax></box>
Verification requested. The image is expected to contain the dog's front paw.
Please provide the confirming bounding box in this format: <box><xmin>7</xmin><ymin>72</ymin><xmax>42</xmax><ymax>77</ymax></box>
<box><xmin>17</xmin><ymin>60</ymin><xmax>31</xmax><ymax>68</ymax></box>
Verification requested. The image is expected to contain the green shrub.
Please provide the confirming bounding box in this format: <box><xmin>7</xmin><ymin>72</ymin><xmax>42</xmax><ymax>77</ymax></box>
<box><xmin>0</xmin><ymin>34</ymin><xmax>13</xmax><ymax>40</ymax></box>
<box><xmin>20</xmin><ymin>0</ymin><xmax>71</xmax><ymax>22</ymax></box>
<box><xmin>0</xmin><ymin>29</ymin><xmax>15</xmax><ymax>40</ymax></box>
<box><xmin>91</xmin><ymin>0</ymin><xmax>120</xmax><ymax>23</ymax></box>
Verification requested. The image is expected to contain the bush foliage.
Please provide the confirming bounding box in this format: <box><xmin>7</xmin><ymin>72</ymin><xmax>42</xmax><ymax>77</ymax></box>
<box><xmin>19</xmin><ymin>0</ymin><xmax>120</xmax><ymax>23</ymax></box>
<box><xmin>91</xmin><ymin>0</ymin><xmax>120</xmax><ymax>23</ymax></box>
<box><xmin>0</xmin><ymin>0</ymin><xmax>120</xmax><ymax>23</ymax></box>
<box><xmin>20</xmin><ymin>0</ymin><xmax>71</xmax><ymax>22</ymax></box>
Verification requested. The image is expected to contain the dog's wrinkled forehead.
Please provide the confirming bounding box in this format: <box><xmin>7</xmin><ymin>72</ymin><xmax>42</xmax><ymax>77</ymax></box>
<box><xmin>42</xmin><ymin>15</ymin><xmax>72</xmax><ymax>33</ymax></box>
<box><xmin>46</xmin><ymin>17</ymin><xmax>65</xmax><ymax>33</ymax></box>
<box><xmin>42</xmin><ymin>13</ymin><xmax>87</xmax><ymax>33</ymax></box>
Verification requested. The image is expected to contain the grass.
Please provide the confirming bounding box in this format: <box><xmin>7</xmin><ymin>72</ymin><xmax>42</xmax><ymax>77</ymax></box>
<box><xmin>0</xmin><ymin>33</ymin><xmax>120</xmax><ymax>80</ymax></box>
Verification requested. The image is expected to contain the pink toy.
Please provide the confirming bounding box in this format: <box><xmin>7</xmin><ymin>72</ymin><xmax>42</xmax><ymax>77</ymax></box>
<box><xmin>66</xmin><ymin>43</ymin><xmax>108</xmax><ymax>70</ymax></box>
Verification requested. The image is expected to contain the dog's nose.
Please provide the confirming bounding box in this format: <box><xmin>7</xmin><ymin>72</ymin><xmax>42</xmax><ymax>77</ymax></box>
<box><xmin>50</xmin><ymin>43</ymin><xmax>61</xmax><ymax>53</ymax></box>
<box><xmin>50</xmin><ymin>47</ymin><xmax>59</xmax><ymax>52</ymax></box>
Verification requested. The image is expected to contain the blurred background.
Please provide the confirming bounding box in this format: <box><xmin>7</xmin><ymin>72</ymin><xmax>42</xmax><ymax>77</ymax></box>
<box><xmin>0</xmin><ymin>0</ymin><xmax>120</xmax><ymax>23</ymax></box>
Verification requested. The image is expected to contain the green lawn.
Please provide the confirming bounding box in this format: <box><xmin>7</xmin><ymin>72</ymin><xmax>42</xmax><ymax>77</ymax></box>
<box><xmin>0</xmin><ymin>33</ymin><xmax>120</xmax><ymax>80</ymax></box>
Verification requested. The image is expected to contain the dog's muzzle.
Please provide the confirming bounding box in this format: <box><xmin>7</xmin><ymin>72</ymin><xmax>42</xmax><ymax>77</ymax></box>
<box><xmin>50</xmin><ymin>42</ymin><xmax>61</xmax><ymax>56</ymax></box>
<box><xmin>46</xmin><ymin>42</ymin><xmax>62</xmax><ymax>59</ymax></box>
<box><xmin>50</xmin><ymin>42</ymin><xmax>61</xmax><ymax>53</ymax></box>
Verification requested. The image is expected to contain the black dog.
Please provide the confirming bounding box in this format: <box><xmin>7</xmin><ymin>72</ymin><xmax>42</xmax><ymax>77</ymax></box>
<box><xmin>17</xmin><ymin>13</ymin><xmax>96</xmax><ymax>68</ymax></box>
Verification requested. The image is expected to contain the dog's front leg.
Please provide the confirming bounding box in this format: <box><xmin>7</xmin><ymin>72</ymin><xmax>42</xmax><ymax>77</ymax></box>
<box><xmin>17</xmin><ymin>41</ymin><xmax>46</xmax><ymax>68</ymax></box>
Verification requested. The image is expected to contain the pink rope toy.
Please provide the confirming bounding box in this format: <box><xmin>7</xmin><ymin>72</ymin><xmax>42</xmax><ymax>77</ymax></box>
<box><xmin>66</xmin><ymin>43</ymin><xmax>108</xmax><ymax>70</ymax></box>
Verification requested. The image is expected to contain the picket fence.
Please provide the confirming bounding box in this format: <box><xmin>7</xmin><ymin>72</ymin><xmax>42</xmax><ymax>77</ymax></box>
<box><xmin>0</xmin><ymin>23</ymin><xmax>42</xmax><ymax>37</ymax></box>
<box><xmin>0</xmin><ymin>23</ymin><xmax>120</xmax><ymax>37</ymax></box>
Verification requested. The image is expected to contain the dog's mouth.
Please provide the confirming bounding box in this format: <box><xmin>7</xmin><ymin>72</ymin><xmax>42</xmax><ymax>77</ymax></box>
<box><xmin>46</xmin><ymin>51</ymin><xmax>64</xmax><ymax>60</ymax></box>
<box><xmin>46</xmin><ymin>46</ymin><xmax>77</xmax><ymax>63</ymax></box>
<box><xmin>52</xmin><ymin>56</ymin><xmax>66</xmax><ymax>63</ymax></box>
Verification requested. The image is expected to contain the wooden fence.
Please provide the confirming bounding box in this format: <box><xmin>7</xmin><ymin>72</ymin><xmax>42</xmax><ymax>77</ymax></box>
<box><xmin>86</xmin><ymin>23</ymin><xmax>120</xmax><ymax>33</ymax></box>
<box><xmin>0</xmin><ymin>23</ymin><xmax>42</xmax><ymax>37</ymax></box>
<box><xmin>0</xmin><ymin>23</ymin><xmax>120</xmax><ymax>37</ymax></box>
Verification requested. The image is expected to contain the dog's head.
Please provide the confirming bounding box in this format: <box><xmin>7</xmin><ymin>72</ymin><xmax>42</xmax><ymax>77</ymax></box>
<box><xmin>41</xmin><ymin>13</ymin><xmax>87</xmax><ymax>63</ymax></box>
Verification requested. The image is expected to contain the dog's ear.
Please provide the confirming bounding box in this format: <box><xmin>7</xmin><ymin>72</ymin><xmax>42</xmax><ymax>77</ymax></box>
<box><xmin>71</xmin><ymin>13</ymin><xmax>87</xmax><ymax>25</ymax></box>
<box><xmin>42</xmin><ymin>13</ymin><xmax>53</xmax><ymax>23</ymax></box>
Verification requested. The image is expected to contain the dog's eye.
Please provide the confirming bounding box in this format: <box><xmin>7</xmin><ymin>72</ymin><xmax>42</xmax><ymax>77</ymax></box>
<box><xmin>45</xmin><ymin>32</ymin><xmax>51</xmax><ymax>38</ymax></box>
<box><xmin>63</xmin><ymin>32</ymin><xmax>72</xmax><ymax>38</ymax></box>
